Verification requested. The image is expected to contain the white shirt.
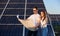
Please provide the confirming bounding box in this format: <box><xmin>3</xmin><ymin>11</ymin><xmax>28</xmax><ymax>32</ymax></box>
<box><xmin>28</xmin><ymin>14</ymin><xmax>40</xmax><ymax>26</ymax></box>
<box><xmin>41</xmin><ymin>17</ymin><xmax>48</xmax><ymax>28</ymax></box>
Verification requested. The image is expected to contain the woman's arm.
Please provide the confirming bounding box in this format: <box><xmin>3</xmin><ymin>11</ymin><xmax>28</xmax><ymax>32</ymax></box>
<box><xmin>43</xmin><ymin>17</ymin><xmax>48</xmax><ymax>26</ymax></box>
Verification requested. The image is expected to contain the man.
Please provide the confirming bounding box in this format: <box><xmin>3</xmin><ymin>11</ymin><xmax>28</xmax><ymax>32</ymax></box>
<box><xmin>17</xmin><ymin>7</ymin><xmax>40</xmax><ymax>36</ymax></box>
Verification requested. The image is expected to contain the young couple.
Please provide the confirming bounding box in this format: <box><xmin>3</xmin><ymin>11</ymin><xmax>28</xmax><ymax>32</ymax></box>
<box><xmin>17</xmin><ymin>6</ymin><xmax>48</xmax><ymax>36</ymax></box>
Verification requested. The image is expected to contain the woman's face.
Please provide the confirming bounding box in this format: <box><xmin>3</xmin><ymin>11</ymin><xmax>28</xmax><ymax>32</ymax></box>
<box><xmin>40</xmin><ymin>11</ymin><xmax>45</xmax><ymax>17</ymax></box>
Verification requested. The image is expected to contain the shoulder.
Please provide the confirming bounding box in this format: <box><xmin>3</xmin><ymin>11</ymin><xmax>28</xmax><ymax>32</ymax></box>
<box><xmin>28</xmin><ymin>14</ymin><xmax>34</xmax><ymax>19</ymax></box>
<box><xmin>37</xmin><ymin>14</ymin><xmax>40</xmax><ymax>15</ymax></box>
<box><xmin>30</xmin><ymin>14</ymin><xmax>34</xmax><ymax>17</ymax></box>
<box><xmin>34</xmin><ymin>14</ymin><xmax>40</xmax><ymax>17</ymax></box>
<box><xmin>37</xmin><ymin>14</ymin><xmax>40</xmax><ymax>16</ymax></box>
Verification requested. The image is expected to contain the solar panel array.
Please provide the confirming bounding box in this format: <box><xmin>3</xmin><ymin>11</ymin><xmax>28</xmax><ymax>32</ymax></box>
<box><xmin>0</xmin><ymin>0</ymin><xmax>58</xmax><ymax>36</ymax></box>
<box><xmin>0</xmin><ymin>0</ymin><xmax>45</xmax><ymax>24</ymax></box>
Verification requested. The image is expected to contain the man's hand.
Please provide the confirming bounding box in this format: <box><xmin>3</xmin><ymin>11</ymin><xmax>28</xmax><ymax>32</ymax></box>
<box><xmin>17</xmin><ymin>15</ymin><xmax>19</xmax><ymax>19</ymax></box>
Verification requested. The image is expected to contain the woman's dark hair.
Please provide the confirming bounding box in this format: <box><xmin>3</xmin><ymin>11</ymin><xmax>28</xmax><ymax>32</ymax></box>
<box><xmin>40</xmin><ymin>10</ymin><xmax>47</xmax><ymax>21</ymax></box>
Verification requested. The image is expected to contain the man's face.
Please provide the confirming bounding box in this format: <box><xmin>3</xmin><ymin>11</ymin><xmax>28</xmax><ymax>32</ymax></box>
<box><xmin>33</xmin><ymin>8</ymin><xmax>38</xmax><ymax>14</ymax></box>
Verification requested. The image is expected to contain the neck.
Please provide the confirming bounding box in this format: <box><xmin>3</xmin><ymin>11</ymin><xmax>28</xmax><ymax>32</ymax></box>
<box><xmin>34</xmin><ymin>13</ymin><xmax>38</xmax><ymax>14</ymax></box>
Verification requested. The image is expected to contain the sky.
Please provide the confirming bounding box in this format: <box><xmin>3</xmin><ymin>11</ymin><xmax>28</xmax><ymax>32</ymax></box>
<box><xmin>43</xmin><ymin>0</ymin><xmax>60</xmax><ymax>14</ymax></box>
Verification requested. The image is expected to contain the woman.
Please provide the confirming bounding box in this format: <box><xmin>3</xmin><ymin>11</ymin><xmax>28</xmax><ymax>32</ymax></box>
<box><xmin>40</xmin><ymin>10</ymin><xmax>48</xmax><ymax>36</ymax></box>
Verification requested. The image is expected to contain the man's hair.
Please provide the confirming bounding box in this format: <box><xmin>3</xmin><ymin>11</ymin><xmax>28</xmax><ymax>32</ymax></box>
<box><xmin>34</xmin><ymin>6</ymin><xmax>38</xmax><ymax>10</ymax></box>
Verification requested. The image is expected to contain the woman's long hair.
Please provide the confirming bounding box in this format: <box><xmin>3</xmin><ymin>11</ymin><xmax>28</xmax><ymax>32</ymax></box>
<box><xmin>40</xmin><ymin>10</ymin><xmax>47</xmax><ymax>21</ymax></box>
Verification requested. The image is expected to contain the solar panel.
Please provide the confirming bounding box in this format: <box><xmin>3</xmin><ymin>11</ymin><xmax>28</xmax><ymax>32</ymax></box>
<box><xmin>0</xmin><ymin>0</ymin><xmax>57</xmax><ymax>36</ymax></box>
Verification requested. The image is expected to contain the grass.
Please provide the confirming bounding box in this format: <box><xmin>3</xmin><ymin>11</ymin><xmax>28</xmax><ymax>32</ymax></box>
<box><xmin>53</xmin><ymin>24</ymin><xmax>60</xmax><ymax>36</ymax></box>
